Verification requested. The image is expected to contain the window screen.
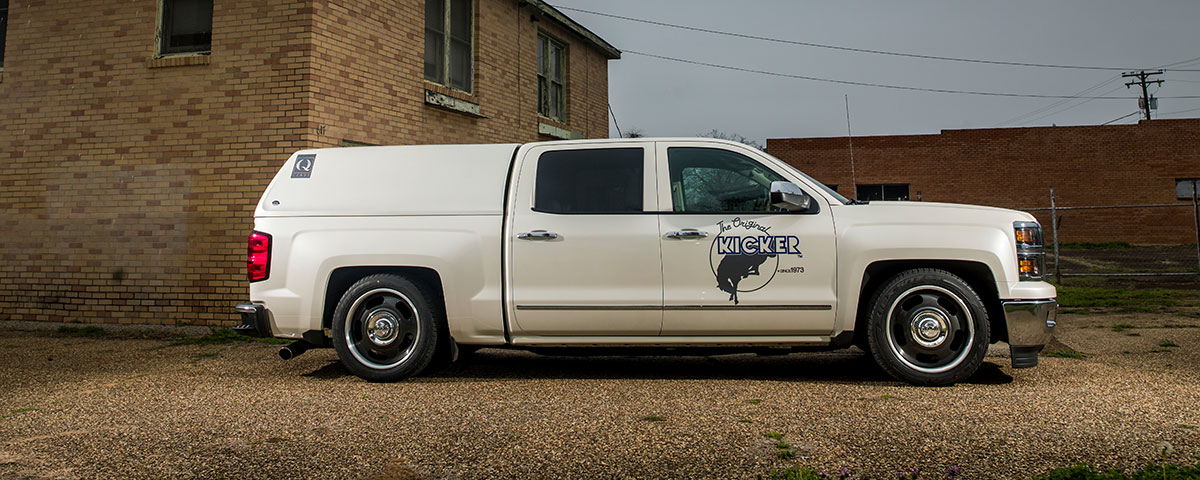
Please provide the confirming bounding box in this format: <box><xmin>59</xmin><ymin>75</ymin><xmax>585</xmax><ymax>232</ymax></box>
<box><xmin>667</xmin><ymin>147</ymin><xmax>785</xmax><ymax>213</ymax></box>
<box><xmin>160</xmin><ymin>0</ymin><xmax>212</xmax><ymax>55</ymax></box>
<box><xmin>534</xmin><ymin>148</ymin><xmax>643</xmax><ymax>214</ymax></box>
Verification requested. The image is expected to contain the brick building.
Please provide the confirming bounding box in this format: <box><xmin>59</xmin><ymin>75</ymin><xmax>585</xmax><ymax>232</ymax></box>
<box><xmin>0</xmin><ymin>0</ymin><xmax>618</xmax><ymax>325</ymax></box>
<box><xmin>767</xmin><ymin>119</ymin><xmax>1200</xmax><ymax>244</ymax></box>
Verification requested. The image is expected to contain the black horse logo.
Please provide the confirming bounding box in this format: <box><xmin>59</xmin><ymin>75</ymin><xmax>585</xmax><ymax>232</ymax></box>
<box><xmin>715</xmin><ymin>253</ymin><xmax>776</xmax><ymax>304</ymax></box>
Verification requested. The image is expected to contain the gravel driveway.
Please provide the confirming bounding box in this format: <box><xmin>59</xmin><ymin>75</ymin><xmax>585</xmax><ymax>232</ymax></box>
<box><xmin>1</xmin><ymin>313</ymin><xmax>1197</xmax><ymax>480</ymax></box>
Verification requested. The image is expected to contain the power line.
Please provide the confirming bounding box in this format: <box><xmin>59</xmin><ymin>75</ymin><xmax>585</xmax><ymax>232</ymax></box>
<box><xmin>553</xmin><ymin>4</ymin><xmax>1200</xmax><ymax>72</ymax></box>
<box><xmin>1157</xmin><ymin>106</ymin><xmax>1200</xmax><ymax>117</ymax></box>
<box><xmin>991</xmin><ymin>75</ymin><xmax>1119</xmax><ymax>127</ymax></box>
<box><xmin>624</xmin><ymin>50</ymin><xmax>1200</xmax><ymax>100</ymax></box>
<box><xmin>1101</xmin><ymin>111</ymin><xmax>1141</xmax><ymax>125</ymax></box>
<box><xmin>1019</xmin><ymin>85</ymin><xmax>1126</xmax><ymax>125</ymax></box>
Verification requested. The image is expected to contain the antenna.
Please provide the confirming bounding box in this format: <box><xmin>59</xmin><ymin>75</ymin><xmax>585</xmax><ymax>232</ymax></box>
<box><xmin>845</xmin><ymin>95</ymin><xmax>857</xmax><ymax>200</ymax></box>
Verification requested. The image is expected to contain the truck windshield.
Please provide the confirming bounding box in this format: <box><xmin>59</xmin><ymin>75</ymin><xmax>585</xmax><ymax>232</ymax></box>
<box><xmin>765</xmin><ymin>152</ymin><xmax>853</xmax><ymax>205</ymax></box>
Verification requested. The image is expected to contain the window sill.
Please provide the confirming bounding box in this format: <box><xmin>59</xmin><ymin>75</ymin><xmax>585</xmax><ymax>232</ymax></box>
<box><xmin>147</xmin><ymin>53</ymin><xmax>212</xmax><ymax>69</ymax></box>
<box><xmin>424</xmin><ymin>86</ymin><xmax>487</xmax><ymax>118</ymax></box>
<box><xmin>538</xmin><ymin>121</ymin><xmax>582</xmax><ymax>140</ymax></box>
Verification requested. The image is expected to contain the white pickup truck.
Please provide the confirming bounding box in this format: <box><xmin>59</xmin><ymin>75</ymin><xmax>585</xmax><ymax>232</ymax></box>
<box><xmin>234</xmin><ymin>138</ymin><xmax>1056</xmax><ymax>386</ymax></box>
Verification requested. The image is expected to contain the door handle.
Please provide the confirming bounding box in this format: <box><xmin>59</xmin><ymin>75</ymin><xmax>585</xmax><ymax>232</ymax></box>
<box><xmin>665</xmin><ymin>229</ymin><xmax>709</xmax><ymax>240</ymax></box>
<box><xmin>517</xmin><ymin>230</ymin><xmax>559</xmax><ymax>241</ymax></box>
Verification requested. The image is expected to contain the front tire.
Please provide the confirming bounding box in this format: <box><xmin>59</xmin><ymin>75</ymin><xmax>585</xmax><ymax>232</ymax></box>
<box><xmin>332</xmin><ymin>274</ymin><xmax>441</xmax><ymax>382</ymax></box>
<box><xmin>865</xmin><ymin>269</ymin><xmax>989</xmax><ymax>386</ymax></box>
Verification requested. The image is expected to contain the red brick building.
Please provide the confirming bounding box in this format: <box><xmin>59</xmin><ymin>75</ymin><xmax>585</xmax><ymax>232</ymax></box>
<box><xmin>0</xmin><ymin>0</ymin><xmax>618</xmax><ymax>325</ymax></box>
<box><xmin>767</xmin><ymin>119</ymin><xmax>1200</xmax><ymax>244</ymax></box>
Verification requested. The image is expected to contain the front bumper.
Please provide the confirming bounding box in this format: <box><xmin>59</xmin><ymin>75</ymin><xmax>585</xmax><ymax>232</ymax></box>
<box><xmin>1002</xmin><ymin>299</ymin><xmax>1057</xmax><ymax>368</ymax></box>
<box><xmin>234</xmin><ymin>303</ymin><xmax>272</xmax><ymax>338</ymax></box>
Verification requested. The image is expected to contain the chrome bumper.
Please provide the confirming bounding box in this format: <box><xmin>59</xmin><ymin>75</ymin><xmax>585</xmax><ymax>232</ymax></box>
<box><xmin>1002</xmin><ymin>299</ymin><xmax>1057</xmax><ymax>368</ymax></box>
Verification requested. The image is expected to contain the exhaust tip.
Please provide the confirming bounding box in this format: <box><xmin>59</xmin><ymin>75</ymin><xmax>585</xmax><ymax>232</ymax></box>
<box><xmin>279</xmin><ymin>340</ymin><xmax>311</xmax><ymax>361</ymax></box>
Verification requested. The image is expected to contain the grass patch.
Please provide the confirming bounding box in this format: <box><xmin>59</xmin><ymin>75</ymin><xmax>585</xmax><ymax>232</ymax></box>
<box><xmin>1056</xmin><ymin>287</ymin><xmax>1196</xmax><ymax>309</ymax></box>
<box><xmin>881</xmin><ymin>393</ymin><xmax>894</xmax><ymax>399</ymax></box>
<box><xmin>776</xmin><ymin>450</ymin><xmax>796</xmax><ymax>460</ymax></box>
<box><xmin>1045</xmin><ymin>349</ymin><xmax>1085</xmax><ymax>359</ymax></box>
<box><xmin>765</xmin><ymin>432</ymin><xmax>784</xmax><ymax>440</ymax></box>
<box><xmin>56</xmin><ymin>326</ymin><xmax>105</xmax><ymax>337</ymax></box>
<box><xmin>1160</xmin><ymin>339</ymin><xmax>1179</xmax><ymax>348</ymax></box>
<box><xmin>9</xmin><ymin>408</ymin><xmax>37</xmax><ymax>414</ymax></box>
<box><xmin>1178</xmin><ymin>424</ymin><xmax>1196</xmax><ymax>429</ymax></box>
<box><xmin>747</xmin><ymin>398</ymin><xmax>762</xmax><ymax>405</ymax></box>
<box><xmin>640</xmin><ymin>415</ymin><xmax>665</xmax><ymax>422</ymax></box>
<box><xmin>170</xmin><ymin>328</ymin><xmax>291</xmax><ymax>346</ymax></box>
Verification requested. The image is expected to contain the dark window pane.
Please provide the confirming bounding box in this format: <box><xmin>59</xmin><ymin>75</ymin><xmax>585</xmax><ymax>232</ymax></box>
<box><xmin>883</xmin><ymin>184</ymin><xmax>909</xmax><ymax>201</ymax></box>
<box><xmin>856</xmin><ymin>184</ymin><xmax>908</xmax><ymax>201</ymax></box>
<box><xmin>535</xmin><ymin>148</ymin><xmax>644</xmax><ymax>214</ymax></box>
<box><xmin>424</xmin><ymin>0</ymin><xmax>445</xmax><ymax>82</ymax></box>
<box><xmin>447</xmin><ymin>0</ymin><xmax>471</xmax><ymax>90</ymax></box>
<box><xmin>161</xmin><ymin>0</ymin><xmax>212</xmax><ymax>54</ymax></box>
<box><xmin>0</xmin><ymin>0</ymin><xmax>8</xmax><ymax>67</ymax></box>
<box><xmin>668</xmin><ymin>147</ymin><xmax>784</xmax><ymax>213</ymax></box>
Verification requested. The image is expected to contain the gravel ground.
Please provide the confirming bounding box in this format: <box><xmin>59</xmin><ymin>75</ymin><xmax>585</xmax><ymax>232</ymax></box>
<box><xmin>1</xmin><ymin>313</ymin><xmax>1198</xmax><ymax>480</ymax></box>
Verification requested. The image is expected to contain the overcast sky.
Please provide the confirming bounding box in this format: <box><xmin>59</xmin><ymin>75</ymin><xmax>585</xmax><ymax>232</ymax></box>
<box><xmin>549</xmin><ymin>0</ymin><xmax>1200</xmax><ymax>142</ymax></box>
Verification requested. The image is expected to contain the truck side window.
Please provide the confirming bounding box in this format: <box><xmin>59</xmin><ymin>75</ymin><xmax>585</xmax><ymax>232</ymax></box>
<box><xmin>534</xmin><ymin>148</ymin><xmax>644</xmax><ymax>214</ymax></box>
<box><xmin>668</xmin><ymin>147</ymin><xmax>785</xmax><ymax>213</ymax></box>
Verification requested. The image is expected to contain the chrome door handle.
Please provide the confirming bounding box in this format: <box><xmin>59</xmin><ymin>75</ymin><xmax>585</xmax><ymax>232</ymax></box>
<box><xmin>665</xmin><ymin>229</ymin><xmax>709</xmax><ymax>239</ymax></box>
<box><xmin>517</xmin><ymin>231</ymin><xmax>559</xmax><ymax>241</ymax></box>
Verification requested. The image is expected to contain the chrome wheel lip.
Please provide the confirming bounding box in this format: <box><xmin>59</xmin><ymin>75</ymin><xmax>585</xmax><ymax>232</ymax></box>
<box><xmin>885</xmin><ymin>285</ymin><xmax>974</xmax><ymax>374</ymax></box>
<box><xmin>344</xmin><ymin>288</ymin><xmax>420</xmax><ymax>370</ymax></box>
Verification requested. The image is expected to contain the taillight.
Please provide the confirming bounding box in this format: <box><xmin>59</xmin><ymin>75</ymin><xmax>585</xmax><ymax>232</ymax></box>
<box><xmin>247</xmin><ymin>231</ymin><xmax>272</xmax><ymax>282</ymax></box>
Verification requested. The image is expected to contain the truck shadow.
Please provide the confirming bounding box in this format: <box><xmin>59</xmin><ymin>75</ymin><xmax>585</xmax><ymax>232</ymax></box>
<box><xmin>302</xmin><ymin>349</ymin><xmax>1013</xmax><ymax>385</ymax></box>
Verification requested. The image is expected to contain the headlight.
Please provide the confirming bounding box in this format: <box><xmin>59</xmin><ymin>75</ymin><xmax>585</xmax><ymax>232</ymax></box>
<box><xmin>1014</xmin><ymin>221</ymin><xmax>1045</xmax><ymax>281</ymax></box>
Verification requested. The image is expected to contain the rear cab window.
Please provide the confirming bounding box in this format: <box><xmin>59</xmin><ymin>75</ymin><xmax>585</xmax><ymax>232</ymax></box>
<box><xmin>532</xmin><ymin>147</ymin><xmax>647</xmax><ymax>214</ymax></box>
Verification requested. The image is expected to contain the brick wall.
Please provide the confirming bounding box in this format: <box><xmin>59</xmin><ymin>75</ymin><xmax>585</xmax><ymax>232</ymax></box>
<box><xmin>0</xmin><ymin>0</ymin><xmax>612</xmax><ymax>326</ymax></box>
<box><xmin>767</xmin><ymin>119</ymin><xmax>1200</xmax><ymax>244</ymax></box>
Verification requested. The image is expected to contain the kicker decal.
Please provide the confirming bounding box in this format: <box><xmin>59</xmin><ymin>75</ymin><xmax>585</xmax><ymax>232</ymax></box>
<box><xmin>709</xmin><ymin>217</ymin><xmax>803</xmax><ymax>304</ymax></box>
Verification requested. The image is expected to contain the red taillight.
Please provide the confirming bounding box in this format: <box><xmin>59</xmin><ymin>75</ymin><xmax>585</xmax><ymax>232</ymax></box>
<box><xmin>247</xmin><ymin>231</ymin><xmax>271</xmax><ymax>282</ymax></box>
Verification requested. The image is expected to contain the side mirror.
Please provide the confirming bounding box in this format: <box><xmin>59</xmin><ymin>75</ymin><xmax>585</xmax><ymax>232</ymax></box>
<box><xmin>770</xmin><ymin>181</ymin><xmax>812</xmax><ymax>211</ymax></box>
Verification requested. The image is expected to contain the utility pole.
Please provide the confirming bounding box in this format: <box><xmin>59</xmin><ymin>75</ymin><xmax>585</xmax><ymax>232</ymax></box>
<box><xmin>1123</xmin><ymin>70</ymin><xmax>1164</xmax><ymax>120</ymax></box>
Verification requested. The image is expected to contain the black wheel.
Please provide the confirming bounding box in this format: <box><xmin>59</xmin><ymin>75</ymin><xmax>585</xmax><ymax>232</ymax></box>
<box><xmin>332</xmin><ymin>274</ymin><xmax>441</xmax><ymax>382</ymax></box>
<box><xmin>865</xmin><ymin>269</ymin><xmax>989</xmax><ymax>386</ymax></box>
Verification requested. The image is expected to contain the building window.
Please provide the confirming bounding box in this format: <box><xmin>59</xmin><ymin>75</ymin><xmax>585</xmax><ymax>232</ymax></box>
<box><xmin>158</xmin><ymin>0</ymin><xmax>212</xmax><ymax>56</ymax></box>
<box><xmin>1</xmin><ymin>0</ymin><xmax>9</xmax><ymax>68</ymax></box>
<box><xmin>424</xmin><ymin>0</ymin><xmax>473</xmax><ymax>92</ymax></box>
<box><xmin>856</xmin><ymin>184</ymin><xmax>910</xmax><ymax>201</ymax></box>
<box><xmin>537</xmin><ymin>33</ymin><xmax>566</xmax><ymax>122</ymax></box>
<box><xmin>535</xmin><ymin>148</ymin><xmax>644</xmax><ymax>214</ymax></box>
<box><xmin>1178</xmin><ymin>179</ymin><xmax>1200</xmax><ymax>200</ymax></box>
<box><xmin>825</xmin><ymin>184</ymin><xmax>839</xmax><ymax>193</ymax></box>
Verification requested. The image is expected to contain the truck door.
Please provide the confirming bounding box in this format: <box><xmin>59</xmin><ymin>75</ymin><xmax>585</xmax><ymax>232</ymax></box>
<box><xmin>654</xmin><ymin>141</ymin><xmax>837</xmax><ymax>335</ymax></box>
<box><xmin>507</xmin><ymin>143</ymin><xmax>663</xmax><ymax>336</ymax></box>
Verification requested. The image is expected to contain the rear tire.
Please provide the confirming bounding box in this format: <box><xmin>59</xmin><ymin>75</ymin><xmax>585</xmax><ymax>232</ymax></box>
<box><xmin>332</xmin><ymin>274</ymin><xmax>441</xmax><ymax>382</ymax></box>
<box><xmin>865</xmin><ymin>268</ymin><xmax>989</xmax><ymax>386</ymax></box>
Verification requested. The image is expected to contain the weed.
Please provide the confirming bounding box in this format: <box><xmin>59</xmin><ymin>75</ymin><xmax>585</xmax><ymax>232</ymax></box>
<box><xmin>776</xmin><ymin>450</ymin><xmax>796</xmax><ymax>460</ymax></box>
<box><xmin>765</xmin><ymin>432</ymin><xmax>784</xmax><ymax>440</ymax></box>
<box><xmin>748</xmin><ymin>399</ymin><xmax>762</xmax><ymax>405</ymax></box>
<box><xmin>640</xmin><ymin>415</ymin><xmax>665</xmax><ymax>422</ymax></box>
<box><xmin>56</xmin><ymin>326</ymin><xmax>105</xmax><ymax>337</ymax></box>
<box><xmin>739</xmin><ymin>419</ymin><xmax>754</xmax><ymax>424</ymax></box>
<box><xmin>881</xmin><ymin>393</ymin><xmax>894</xmax><ymax>399</ymax></box>
<box><xmin>1111</xmin><ymin>323</ymin><xmax>1136</xmax><ymax>332</ymax></box>
<box><xmin>1045</xmin><ymin>349</ymin><xmax>1085</xmax><ymax>359</ymax></box>
<box><xmin>1126</xmin><ymin>333</ymin><xmax>1141</xmax><ymax>337</ymax></box>
<box><xmin>1122</xmin><ymin>350</ymin><xmax>1132</xmax><ymax>354</ymax></box>
<box><xmin>9</xmin><ymin>408</ymin><xmax>36</xmax><ymax>414</ymax></box>
<box><xmin>776</xmin><ymin>440</ymin><xmax>791</xmax><ymax>449</ymax></box>
<box><xmin>1160</xmin><ymin>339</ymin><xmax>1179</xmax><ymax>348</ymax></box>
<box><xmin>1178</xmin><ymin>424</ymin><xmax>1196</xmax><ymax>429</ymax></box>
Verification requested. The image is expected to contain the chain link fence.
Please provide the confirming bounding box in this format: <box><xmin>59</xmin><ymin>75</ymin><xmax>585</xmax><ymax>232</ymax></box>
<box><xmin>1021</xmin><ymin>187</ymin><xmax>1200</xmax><ymax>279</ymax></box>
